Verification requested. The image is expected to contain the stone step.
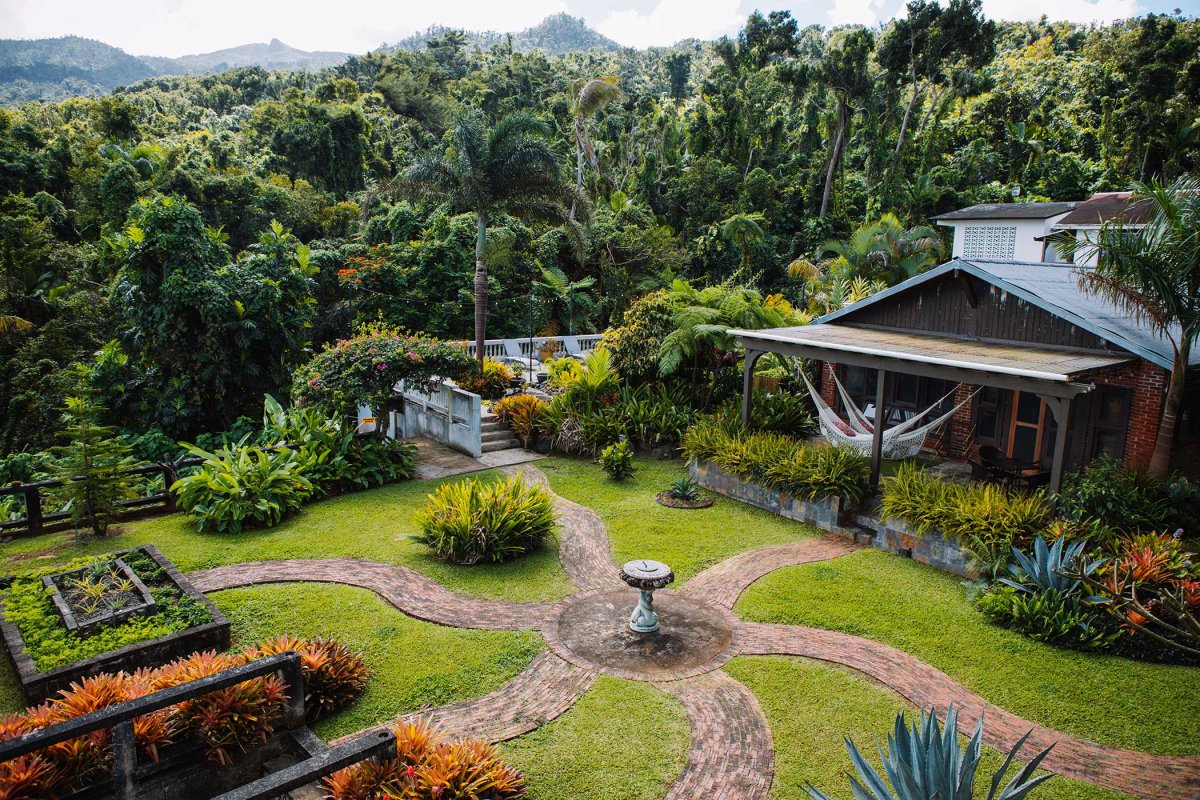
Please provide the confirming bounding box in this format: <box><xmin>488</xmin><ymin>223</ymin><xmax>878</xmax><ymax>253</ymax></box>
<box><xmin>481</xmin><ymin>438</ymin><xmax>521</xmax><ymax>453</ymax></box>
<box><xmin>482</xmin><ymin>428</ymin><xmax>518</xmax><ymax>442</ymax></box>
<box><xmin>481</xmin><ymin>421</ymin><xmax>506</xmax><ymax>433</ymax></box>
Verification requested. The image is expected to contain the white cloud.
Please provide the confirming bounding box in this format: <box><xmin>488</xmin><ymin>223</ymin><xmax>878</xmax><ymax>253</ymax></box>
<box><xmin>827</xmin><ymin>0</ymin><xmax>889</xmax><ymax>27</ymax></box>
<box><xmin>1</xmin><ymin>0</ymin><xmax>569</xmax><ymax>57</ymax></box>
<box><xmin>980</xmin><ymin>0</ymin><xmax>1138</xmax><ymax>24</ymax></box>
<box><xmin>593</xmin><ymin>0</ymin><xmax>743</xmax><ymax>48</ymax></box>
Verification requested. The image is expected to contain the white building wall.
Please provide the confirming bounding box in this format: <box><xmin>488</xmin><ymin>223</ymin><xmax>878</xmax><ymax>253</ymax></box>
<box><xmin>940</xmin><ymin>212</ymin><xmax>1072</xmax><ymax>262</ymax></box>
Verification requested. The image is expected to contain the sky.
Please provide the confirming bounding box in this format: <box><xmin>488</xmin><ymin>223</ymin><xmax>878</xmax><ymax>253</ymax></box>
<box><xmin>0</xmin><ymin>0</ymin><xmax>1193</xmax><ymax>56</ymax></box>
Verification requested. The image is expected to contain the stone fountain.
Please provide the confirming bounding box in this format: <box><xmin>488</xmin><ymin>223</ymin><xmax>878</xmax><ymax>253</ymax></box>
<box><xmin>619</xmin><ymin>559</ymin><xmax>674</xmax><ymax>633</ymax></box>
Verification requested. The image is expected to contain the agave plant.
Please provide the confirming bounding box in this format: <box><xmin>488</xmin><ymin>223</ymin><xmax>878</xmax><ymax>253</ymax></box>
<box><xmin>1000</xmin><ymin>536</ymin><xmax>1097</xmax><ymax>596</ymax></box>
<box><xmin>669</xmin><ymin>477</ymin><xmax>701</xmax><ymax>502</ymax></box>
<box><xmin>805</xmin><ymin>707</ymin><xmax>1054</xmax><ymax>800</ymax></box>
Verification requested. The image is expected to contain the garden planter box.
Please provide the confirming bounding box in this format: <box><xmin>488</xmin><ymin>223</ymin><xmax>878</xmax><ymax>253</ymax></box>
<box><xmin>689</xmin><ymin>459</ymin><xmax>855</xmax><ymax>532</ymax></box>
<box><xmin>856</xmin><ymin>515</ymin><xmax>976</xmax><ymax>578</ymax></box>
<box><xmin>0</xmin><ymin>544</ymin><xmax>231</xmax><ymax>705</ymax></box>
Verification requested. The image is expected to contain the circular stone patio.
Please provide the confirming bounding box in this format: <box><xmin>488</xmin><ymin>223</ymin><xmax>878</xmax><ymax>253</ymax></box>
<box><xmin>543</xmin><ymin>589</ymin><xmax>740</xmax><ymax>681</ymax></box>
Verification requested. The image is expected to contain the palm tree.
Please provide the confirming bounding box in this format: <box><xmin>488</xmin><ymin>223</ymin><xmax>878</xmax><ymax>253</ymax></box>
<box><xmin>1059</xmin><ymin>177</ymin><xmax>1200</xmax><ymax>477</ymax></box>
<box><xmin>872</xmin><ymin>213</ymin><xmax>943</xmax><ymax>280</ymax></box>
<box><xmin>719</xmin><ymin>212</ymin><xmax>767</xmax><ymax>273</ymax></box>
<box><xmin>406</xmin><ymin>112</ymin><xmax>587</xmax><ymax>363</ymax></box>
<box><xmin>569</xmin><ymin>76</ymin><xmax>622</xmax><ymax>221</ymax></box>
<box><xmin>0</xmin><ymin>315</ymin><xmax>33</xmax><ymax>335</ymax></box>
<box><xmin>535</xmin><ymin>265</ymin><xmax>597</xmax><ymax>335</ymax></box>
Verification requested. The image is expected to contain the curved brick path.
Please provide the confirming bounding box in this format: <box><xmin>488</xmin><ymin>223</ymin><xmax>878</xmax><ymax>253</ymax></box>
<box><xmin>187</xmin><ymin>464</ymin><xmax>1200</xmax><ymax>800</ymax></box>
<box><xmin>657</xmin><ymin>670</ymin><xmax>774</xmax><ymax>800</ymax></box>
<box><xmin>189</xmin><ymin>559</ymin><xmax>553</xmax><ymax>631</ymax></box>
<box><xmin>504</xmin><ymin>464</ymin><xmax>624</xmax><ymax>592</ymax></box>
<box><xmin>680</xmin><ymin>534</ymin><xmax>861</xmax><ymax>609</ymax></box>
<box><xmin>739</xmin><ymin>622</ymin><xmax>1200</xmax><ymax>800</ymax></box>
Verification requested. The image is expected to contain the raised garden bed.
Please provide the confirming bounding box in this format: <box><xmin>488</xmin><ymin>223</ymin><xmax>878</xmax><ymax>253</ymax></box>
<box><xmin>688</xmin><ymin>459</ymin><xmax>855</xmax><ymax>532</ymax></box>
<box><xmin>0</xmin><ymin>544</ymin><xmax>231</xmax><ymax>704</ymax></box>
<box><xmin>853</xmin><ymin>514</ymin><xmax>977</xmax><ymax>578</ymax></box>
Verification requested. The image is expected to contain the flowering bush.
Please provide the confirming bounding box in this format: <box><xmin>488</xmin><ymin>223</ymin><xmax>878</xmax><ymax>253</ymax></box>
<box><xmin>0</xmin><ymin>637</ymin><xmax>368</xmax><ymax>797</ymax></box>
<box><xmin>292</xmin><ymin>322</ymin><xmax>474</xmax><ymax>438</ymax></box>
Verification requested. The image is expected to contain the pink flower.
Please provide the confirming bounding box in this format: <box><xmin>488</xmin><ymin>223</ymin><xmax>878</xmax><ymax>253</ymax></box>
<box><xmin>376</xmin><ymin>363</ymin><xmax>387</xmax><ymax>371</ymax></box>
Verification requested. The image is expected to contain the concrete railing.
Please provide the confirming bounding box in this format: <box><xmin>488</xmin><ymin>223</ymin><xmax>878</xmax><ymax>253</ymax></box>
<box><xmin>465</xmin><ymin>334</ymin><xmax>604</xmax><ymax>361</ymax></box>
<box><xmin>393</xmin><ymin>380</ymin><xmax>483</xmax><ymax>458</ymax></box>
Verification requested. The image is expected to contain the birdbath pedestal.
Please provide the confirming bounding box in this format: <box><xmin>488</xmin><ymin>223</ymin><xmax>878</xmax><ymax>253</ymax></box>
<box><xmin>619</xmin><ymin>560</ymin><xmax>674</xmax><ymax>634</ymax></box>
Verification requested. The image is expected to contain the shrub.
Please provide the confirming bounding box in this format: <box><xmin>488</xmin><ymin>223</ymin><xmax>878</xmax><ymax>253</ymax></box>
<box><xmin>599</xmin><ymin>289</ymin><xmax>679</xmax><ymax>385</ymax></box>
<box><xmin>616</xmin><ymin>384</ymin><xmax>693</xmax><ymax>449</ymax></box>
<box><xmin>976</xmin><ymin>585</ymin><xmax>1121</xmax><ymax>651</ymax></box>
<box><xmin>1052</xmin><ymin>455</ymin><xmax>1200</xmax><ymax>537</ymax></box>
<box><xmin>804</xmin><ymin>706</ymin><xmax>1053</xmax><ymax>800</ymax></box>
<box><xmin>881</xmin><ymin>462</ymin><xmax>1049</xmax><ymax>550</ymax></box>
<box><xmin>322</xmin><ymin>720</ymin><xmax>527</xmax><ymax>800</ymax></box>
<box><xmin>172</xmin><ymin>442</ymin><xmax>314</xmax><ymax>533</ymax></box>
<box><xmin>345</xmin><ymin>437</ymin><xmax>418</xmax><ymax>489</ymax></box>
<box><xmin>492</xmin><ymin>394</ymin><xmax>547</xmax><ymax>447</ymax></box>
<box><xmin>719</xmin><ymin>389</ymin><xmax>816</xmax><ymax>437</ymax></box>
<box><xmin>413</xmin><ymin>474</ymin><xmax>557</xmax><ymax>564</ymax></box>
<box><xmin>462</xmin><ymin>357</ymin><xmax>514</xmax><ymax>401</ymax></box>
<box><xmin>682</xmin><ymin>418</ymin><xmax>867</xmax><ymax>503</ymax></box>
<box><xmin>240</xmin><ymin>636</ymin><xmax>370</xmax><ymax>720</ymax></box>
<box><xmin>599</xmin><ymin>439</ymin><xmax>636</xmax><ymax>480</ymax></box>
<box><xmin>0</xmin><ymin>636</ymin><xmax>367</xmax><ymax>796</ymax></box>
<box><xmin>546</xmin><ymin>356</ymin><xmax>582</xmax><ymax>388</ymax></box>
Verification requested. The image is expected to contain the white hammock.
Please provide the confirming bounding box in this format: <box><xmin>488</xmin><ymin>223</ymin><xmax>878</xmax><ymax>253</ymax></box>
<box><xmin>799</xmin><ymin>372</ymin><xmax>978</xmax><ymax>460</ymax></box>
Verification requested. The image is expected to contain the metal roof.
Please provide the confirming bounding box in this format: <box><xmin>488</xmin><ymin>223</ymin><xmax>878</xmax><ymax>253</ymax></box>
<box><xmin>931</xmin><ymin>202</ymin><xmax>1079</xmax><ymax>221</ymax></box>
<box><xmin>812</xmin><ymin>258</ymin><xmax>1192</xmax><ymax>371</ymax></box>
<box><xmin>1053</xmin><ymin>192</ymin><xmax>1153</xmax><ymax>227</ymax></box>
<box><xmin>734</xmin><ymin>325</ymin><xmax>1133</xmax><ymax>382</ymax></box>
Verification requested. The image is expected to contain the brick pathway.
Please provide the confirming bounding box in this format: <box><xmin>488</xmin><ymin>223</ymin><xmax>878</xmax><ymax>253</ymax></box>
<box><xmin>189</xmin><ymin>559</ymin><xmax>553</xmax><ymax>631</ymax></box>
<box><xmin>680</xmin><ymin>534</ymin><xmax>861</xmax><ymax>609</ymax></box>
<box><xmin>504</xmin><ymin>464</ymin><xmax>625</xmax><ymax>592</ymax></box>
<box><xmin>739</xmin><ymin>622</ymin><xmax>1200</xmax><ymax>800</ymax></box>
<box><xmin>330</xmin><ymin>652</ymin><xmax>595</xmax><ymax>747</ymax></box>
<box><xmin>657</xmin><ymin>671</ymin><xmax>774</xmax><ymax>800</ymax></box>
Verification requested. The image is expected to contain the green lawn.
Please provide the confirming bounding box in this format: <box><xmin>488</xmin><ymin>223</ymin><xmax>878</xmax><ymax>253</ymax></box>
<box><xmin>736</xmin><ymin>548</ymin><xmax>1200</xmax><ymax>755</ymax></box>
<box><xmin>1</xmin><ymin>470</ymin><xmax>575</xmax><ymax>603</ymax></box>
<box><xmin>503</xmin><ymin>676</ymin><xmax>689</xmax><ymax>800</ymax></box>
<box><xmin>213</xmin><ymin>583</ymin><xmax>543</xmax><ymax>740</ymax></box>
<box><xmin>726</xmin><ymin>656</ymin><xmax>1133</xmax><ymax>800</ymax></box>
<box><xmin>538</xmin><ymin>456</ymin><xmax>820</xmax><ymax>583</ymax></box>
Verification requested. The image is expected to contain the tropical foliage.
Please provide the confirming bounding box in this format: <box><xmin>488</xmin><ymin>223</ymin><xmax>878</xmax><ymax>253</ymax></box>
<box><xmin>413</xmin><ymin>474</ymin><xmax>558</xmax><ymax>564</ymax></box>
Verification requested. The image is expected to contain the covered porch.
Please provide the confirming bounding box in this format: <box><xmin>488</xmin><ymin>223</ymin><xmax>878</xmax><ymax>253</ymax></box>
<box><xmin>731</xmin><ymin>324</ymin><xmax>1135</xmax><ymax>493</ymax></box>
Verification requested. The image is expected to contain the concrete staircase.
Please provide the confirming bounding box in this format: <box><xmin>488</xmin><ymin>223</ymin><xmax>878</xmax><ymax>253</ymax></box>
<box><xmin>481</xmin><ymin>412</ymin><xmax>522</xmax><ymax>453</ymax></box>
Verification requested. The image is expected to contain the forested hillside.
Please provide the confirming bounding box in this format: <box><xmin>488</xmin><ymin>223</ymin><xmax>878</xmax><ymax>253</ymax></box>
<box><xmin>1</xmin><ymin>6</ymin><xmax>1198</xmax><ymax>456</ymax></box>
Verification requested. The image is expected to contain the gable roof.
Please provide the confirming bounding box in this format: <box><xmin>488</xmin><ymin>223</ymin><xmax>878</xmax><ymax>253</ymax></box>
<box><xmin>815</xmin><ymin>258</ymin><xmax>1193</xmax><ymax>371</ymax></box>
<box><xmin>930</xmin><ymin>202</ymin><xmax>1079</xmax><ymax>221</ymax></box>
<box><xmin>1053</xmin><ymin>192</ymin><xmax>1154</xmax><ymax>227</ymax></box>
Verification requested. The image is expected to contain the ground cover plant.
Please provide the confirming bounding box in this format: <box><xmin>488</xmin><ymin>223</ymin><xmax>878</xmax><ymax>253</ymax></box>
<box><xmin>413</xmin><ymin>473</ymin><xmax>557</xmax><ymax>564</ymax></box>
<box><xmin>1</xmin><ymin>547</ymin><xmax>214</xmax><ymax>671</ymax></box>
<box><xmin>736</xmin><ymin>549</ymin><xmax>1200</xmax><ymax>755</ymax></box>
<box><xmin>682</xmin><ymin>417</ymin><xmax>869</xmax><ymax>505</ymax></box>
<box><xmin>0</xmin><ymin>635</ymin><xmax>367</xmax><ymax>798</ymax></box>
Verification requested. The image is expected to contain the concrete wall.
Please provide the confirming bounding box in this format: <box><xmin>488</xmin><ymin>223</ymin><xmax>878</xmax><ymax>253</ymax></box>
<box><xmin>856</xmin><ymin>515</ymin><xmax>976</xmax><ymax>578</ymax></box>
<box><xmin>394</xmin><ymin>380</ymin><xmax>482</xmax><ymax>458</ymax></box>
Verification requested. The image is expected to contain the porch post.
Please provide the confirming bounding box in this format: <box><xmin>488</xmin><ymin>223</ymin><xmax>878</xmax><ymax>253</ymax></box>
<box><xmin>741</xmin><ymin>349</ymin><xmax>761</xmax><ymax>427</ymax></box>
<box><xmin>1043</xmin><ymin>395</ymin><xmax>1073</xmax><ymax>493</ymax></box>
<box><xmin>869</xmin><ymin>369</ymin><xmax>889</xmax><ymax>491</ymax></box>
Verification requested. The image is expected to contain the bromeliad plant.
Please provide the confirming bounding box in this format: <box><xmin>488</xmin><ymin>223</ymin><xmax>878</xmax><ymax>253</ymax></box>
<box><xmin>492</xmin><ymin>394</ymin><xmax>548</xmax><ymax>447</ymax></box>
<box><xmin>804</xmin><ymin>707</ymin><xmax>1054</xmax><ymax>800</ymax></box>
<box><xmin>413</xmin><ymin>473</ymin><xmax>557</xmax><ymax>564</ymax></box>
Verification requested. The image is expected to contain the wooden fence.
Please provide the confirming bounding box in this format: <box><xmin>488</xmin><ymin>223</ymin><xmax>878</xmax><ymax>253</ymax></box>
<box><xmin>0</xmin><ymin>457</ymin><xmax>203</xmax><ymax>539</ymax></box>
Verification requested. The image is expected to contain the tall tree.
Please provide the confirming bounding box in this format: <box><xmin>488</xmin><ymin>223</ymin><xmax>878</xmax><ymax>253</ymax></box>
<box><xmin>817</xmin><ymin>27</ymin><xmax>875</xmax><ymax>218</ymax></box>
<box><xmin>405</xmin><ymin>112</ymin><xmax>587</xmax><ymax>363</ymax></box>
<box><xmin>719</xmin><ymin>211</ymin><xmax>767</xmax><ymax>273</ymax></box>
<box><xmin>1061</xmin><ymin>177</ymin><xmax>1200</xmax><ymax>477</ymax></box>
<box><xmin>568</xmin><ymin>76</ymin><xmax>622</xmax><ymax>220</ymax></box>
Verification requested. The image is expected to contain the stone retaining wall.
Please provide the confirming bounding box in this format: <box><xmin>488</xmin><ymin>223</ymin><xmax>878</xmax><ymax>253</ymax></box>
<box><xmin>688</xmin><ymin>459</ymin><xmax>853</xmax><ymax>532</ymax></box>
<box><xmin>688</xmin><ymin>459</ymin><xmax>975</xmax><ymax>578</ymax></box>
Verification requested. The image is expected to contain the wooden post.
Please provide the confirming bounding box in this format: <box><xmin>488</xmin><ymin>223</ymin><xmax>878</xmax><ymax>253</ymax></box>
<box><xmin>279</xmin><ymin>651</ymin><xmax>306</xmax><ymax>730</ymax></box>
<box><xmin>112</xmin><ymin>720</ymin><xmax>137</xmax><ymax>800</ymax></box>
<box><xmin>21</xmin><ymin>484</ymin><xmax>42</xmax><ymax>533</ymax></box>
<box><xmin>741</xmin><ymin>350</ymin><xmax>760</xmax><ymax>428</ymax></box>
<box><xmin>869</xmin><ymin>369</ymin><xmax>889</xmax><ymax>491</ymax></box>
<box><xmin>1044</xmin><ymin>396</ymin><xmax>1072</xmax><ymax>493</ymax></box>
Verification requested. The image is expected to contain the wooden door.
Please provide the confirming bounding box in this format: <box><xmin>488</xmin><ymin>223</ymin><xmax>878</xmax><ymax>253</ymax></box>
<box><xmin>1006</xmin><ymin>391</ymin><xmax>1049</xmax><ymax>464</ymax></box>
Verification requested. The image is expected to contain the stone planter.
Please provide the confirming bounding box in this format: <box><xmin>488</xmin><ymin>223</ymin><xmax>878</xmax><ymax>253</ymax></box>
<box><xmin>1</xmin><ymin>544</ymin><xmax>231</xmax><ymax>705</ymax></box>
<box><xmin>688</xmin><ymin>459</ymin><xmax>855</xmax><ymax>532</ymax></box>
<box><xmin>856</xmin><ymin>515</ymin><xmax>976</xmax><ymax>578</ymax></box>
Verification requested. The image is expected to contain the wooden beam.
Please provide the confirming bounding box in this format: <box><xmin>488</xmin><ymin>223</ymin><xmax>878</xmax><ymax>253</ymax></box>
<box><xmin>869</xmin><ymin>369</ymin><xmax>888</xmax><ymax>491</ymax></box>
<box><xmin>1042</xmin><ymin>395</ymin><xmax>1073</xmax><ymax>493</ymax></box>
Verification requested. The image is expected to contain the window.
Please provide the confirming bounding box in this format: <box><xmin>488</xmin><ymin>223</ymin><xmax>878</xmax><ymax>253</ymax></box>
<box><xmin>1088</xmin><ymin>387</ymin><xmax>1130</xmax><ymax>462</ymax></box>
<box><xmin>962</xmin><ymin>225</ymin><xmax>1017</xmax><ymax>259</ymax></box>
<box><xmin>974</xmin><ymin>387</ymin><xmax>1005</xmax><ymax>444</ymax></box>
